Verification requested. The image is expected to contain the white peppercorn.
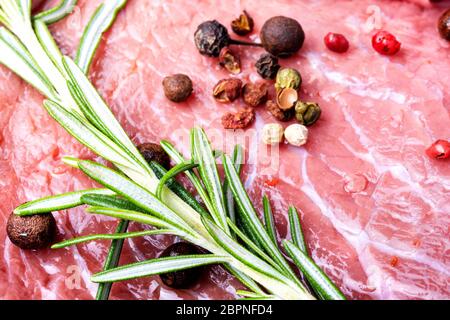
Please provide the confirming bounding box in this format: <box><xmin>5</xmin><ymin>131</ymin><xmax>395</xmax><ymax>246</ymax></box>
<box><xmin>284</xmin><ymin>124</ymin><xmax>308</xmax><ymax>146</ymax></box>
<box><xmin>262</xmin><ymin>123</ymin><xmax>284</xmax><ymax>145</ymax></box>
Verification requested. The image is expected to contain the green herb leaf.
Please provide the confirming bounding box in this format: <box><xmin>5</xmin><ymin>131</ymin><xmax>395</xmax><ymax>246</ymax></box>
<box><xmin>236</xmin><ymin>290</ymin><xmax>276</xmax><ymax>299</ymax></box>
<box><xmin>96</xmin><ymin>219</ymin><xmax>129</xmax><ymax>300</ymax></box>
<box><xmin>43</xmin><ymin>100</ymin><xmax>138</xmax><ymax>171</ymax></box>
<box><xmin>18</xmin><ymin>0</ymin><xmax>31</xmax><ymax>20</ymax></box>
<box><xmin>52</xmin><ymin>228</ymin><xmax>171</xmax><ymax>249</ymax></box>
<box><xmin>160</xmin><ymin>140</ymin><xmax>214</xmax><ymax>215</ymax></box>
<box><xmin>0</xmin><ymin>27</ymin><xmax>56</xmax><ymax>99</ymax></box>
<box><xmin>192</xmin><ymin>127</ymin><xmax>229</xmax><ymax>232</ymax></box>
<box><xmin>149</xmin><ymin>161</ymin><xmax>208</xmax><ymax>217</ymax></box>
<box><xmin>14</xmin><ymin>188</ymin><xmax>114</xmax><ymax>216</ymax></box>
<box><xmin>224</xmin><ymin>266</ymin><xmax>264</xmax><ymax>296</ymax></box>
<box><xmin>75</xmin><ymin>0</ymin><xmax>127</xmax><ymax>74</ymax></box>
<box><xmin>202</xmin><ymin>216</ymin><xmax>285</xmax><ymax>281</ymax></box>
<box><xmin>283</xmin><ymin>240</ymin><xmax>346</xmax><ymax>300</ymax></box>
<box><xmin>288</xmin><ymin>207</ymin><xmax>307</xmax><ymax>253</ymax></box>
<box><xmin>223</xmin><ymin>145</ymin><xmax>243</xmax><ymax>224</ymax></box>
<box><xmin>222</xmin><ymin>155</ymin><xmax>299</xmax><ymax>282</ymax></box>
<box><xmin>227</xmin><ymin>218</ymin><xmax>281</xmax><ymax>273</ymax></box>
<box><xmin>34</xmin><ymin>0</ymin><xmax>78</xmax><ymax>24</ymax></box>
<box><xmin>34</xmin><ymin>20</ymin><xmax>65</xmax><ymax>73</ymax></box>
<box><xmin>201</xmin><ymin>216</ymin><xmax>309</xmax><ymax>299</ymax></box>
<box><xmin>239</xmin><ymin>296</ymin><xmax>278</xmax><ymax>301</ymax></box>
<box><xmin>263</xmin><ymin>195</ymin><xmax>277</xmax><ymax>245</ymax></box>
<box><xmin>155</xmin><ymin>162</ymin><xmax>198</xmax><ymax>200</ymax></box>
<box><xmin>81</xmin><ymin>194</ymin><xmax>142</xmax><ymax>212</ymax></box>
<box><xmin>87</xmin><ymin>207</ymin><xmax>174</xmax><ymax>231</ymax></box>
<box><xmin>77</xmin><ymin>160</ymin><xmax>193</xmax><ymax>234</ymax></box>
<box><xmin>62</xmin><ymin>56</ymin><xmax>151</xmax><ymax>174</ymax></box>
<box><xmin>91</xmin><ymin>254</ymin><xmax>228</xmax><ymax>283</ymax></box>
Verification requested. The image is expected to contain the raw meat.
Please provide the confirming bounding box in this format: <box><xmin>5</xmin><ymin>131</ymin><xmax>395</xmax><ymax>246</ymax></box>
<box><xmin>0</xmin><ymin>0</ymin><xmax>449</xmax><ymax>300</ymax></box>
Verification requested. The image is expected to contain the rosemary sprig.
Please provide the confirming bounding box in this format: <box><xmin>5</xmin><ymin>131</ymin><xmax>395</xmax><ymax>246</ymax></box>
<box><xmin>34</xmin><ymin>0</ymin><xmax>78</xmax><ymax>24</ymax></box>
<box><xmin>75</xmin><ymin>0</ymin><xmax>127</xmax><ymax>74</ymax></box>
<box><xmin>52</xmin><ymin>227</ymin><xmax>170</xmax><ymax>249</ymax></box>
<box><xmin>1</xmin><ymin>0</ymin><xmax>345</xmax><ymax>300</ymax></box>
<box><xmin>14</xmin><ymin>188</ymin><xmax>114</xmax><ymax>215</ymax></box>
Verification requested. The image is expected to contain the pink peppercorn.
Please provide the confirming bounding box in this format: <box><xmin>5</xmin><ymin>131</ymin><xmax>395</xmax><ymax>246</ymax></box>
<box><xmin>324</xmin><ymin>32</ymin><xmax>349</xmax><ymax>53</ymax></box>
<box><xmin>372</xmin><ymin>31</ymin><xmax>401</xmax><ymax>55</ymax></box>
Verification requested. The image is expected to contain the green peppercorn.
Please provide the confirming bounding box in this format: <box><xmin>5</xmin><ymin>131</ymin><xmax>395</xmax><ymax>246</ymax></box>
<box><xmin>260</xmin><ymin>16</ymin><xmax>305</xmax><ymax>57</ymax></box>
<box><xmin>295</xmin><ymin>101</ymin><xmax>321</xmax><ymax>127</ymax></box>
<box><xmin>194</xmin><ymin>20</ymin><xmax>231</xmax><ymax>57</ymax></box>
<box><xmin>275</xmin><ymin>68</ymin><xmax>302</xmax><ymax>91</ymax></box>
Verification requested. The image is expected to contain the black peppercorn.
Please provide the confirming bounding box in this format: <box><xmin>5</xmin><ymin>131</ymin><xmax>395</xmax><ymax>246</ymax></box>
<box><xmin>137</xmin><ymin>142</ymin><xmax>171</xmax><ymax>169</ymax></box>
<box><xmin>260</xmin><ymin>16</ymin><xmax>305</xmax><ymax>57</ymax></box>
<box><xmin>255</xmin><ymin>53</ymin><xmax>280</xmax><ymax>79</ymax></box>
<box><xmin>438</xmin><ymin>9</ymin><xmax>450</xmax><ymax>41</ymax></box>
<box><xmin>194</xmin><ymin>20</ymin><xmax>231</xmax><ymax>57</ymax></box>
<box><xmin>7</xmin><ymin>212</ymin><xmax>56</xmax><ymax>250</ymax></box>
<box><xmin>159</xmin><ymin>242</ymin><xmax>203</xmax><ymax>289</ymax></box>
<box><xmin>162</xmin><ymin>74</ymin><xmax>193</xmax><ymax>103</ymax></box>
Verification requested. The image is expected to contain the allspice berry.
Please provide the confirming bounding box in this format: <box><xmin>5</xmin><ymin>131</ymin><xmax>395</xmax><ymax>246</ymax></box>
<box><xmin>260</xmin><ymin>16</ymin><xmax>305</xmax><ymax>57</ymax></box>
<box><xmin>162</xmin><ymin>74</ymin><xmax>193</xmax><ymax>103</ymax></box>
<box><xmin>7</xmin><ymin>212</ymin><xmax>56</xmax><ymax>250</ymax></box>
<box><xmin>438</xmin><ymin>9</ymin><xmax>450</xmax><ymax>41</ymax></box>
<box><xmin>159</xmin><ymin>242</ymin><xmax>203</xmax><ymax>289</ymax></box>
<box><xmin>137</xmin><ymin>142</ymin><xmax>171</xmax><ymax>169</ymax></box>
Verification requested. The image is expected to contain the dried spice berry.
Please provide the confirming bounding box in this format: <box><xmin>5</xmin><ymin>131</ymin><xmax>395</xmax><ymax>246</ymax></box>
<box><xmin>295</xmin><ymin>101</ymin><xmax>321</xmax><ymax>127</ymax></box>
<box><xmin>276</xmin><ymin>88</ymin><xmax>298</xmax><ymax>110</ymax></box>
<box><xmin>255</xmin><ymin>54</ymin><xmax>280</xmax><ymax>79</ymax></box>
<box><xmin>194</xmin><ymin>20</ymin><xmax>231</xmax><ymax>57</ymax></box>
<box><xmin>231</xmin><ymin>10</ymin><xmax>254</xmax><ymax>36</ymax></box>
<box><xmin>426</xmin><ymin>139</ymin><xmax>450</xmax><ymax>159</ymax></box>
<box><xmin>266</xmin><ymin>100</ymin><xmax>294</xmax><ymax>122</ymax></box>
<box><xmin>194</xmin><ymin>20</ymin><xmax>260</xmax><ymax>57</ymax></box>
<box><xmin>242</xmin><ymin>82</ymin><xmax>269</xmax><ymax>107</ymax></box>
<box><xmin>213</xmin><ymin>78</ymin><xmax>243</xmax><ymax>103</ymax></box>
<box><xmin>372</xmin><ymin>31</ymin><xmax>401</xmax><ymax>56</ymax></box>
<box><xmin>285</xmin><ymin>124</ymin><xmax>308</xmax><ymax>147</ymax></box>
<box><xmin>162</xmin><ymin>74</ymin><xmax>193</xmax><ymax>102</ymax></box>
<box><xmin>7</xmin><ymin>212</ymin><xmax>56</xmax><ymax>250</ymax></box>
<box><xmin>275</xmin><ymin>68</ymin><xmax>302</xmax><ymax>91</ymax></box>
<box><xmin>438</xmin><ymin>9</ymin><xmax>450</xmax><ymax>41</ymax></box>
<box><xmin>137</xmin><ymin>142</ymin><xmax>171</xmax><ymax>169</ymax></box>
<box><xmin>159</xmin><ymin>242</ymin><xmax>203</xmax><ymax>289</ymax></box>
<box><xmin>260</xmin><ymin>16</ymin><xmax>305</xmax><ymax>57</ymax></box>
<box><xmin>262</xmin><ymin>123</ymin><xmax>284</xmax><ymax>145</ymax></box>
<box><xmin>222</xmin><ymin>108</ymin><xmax>255</xmax><ymax>129</ymax></box>
<box><xmin>324</xmin><ymin>33</ymin><xmax>349</xmax><ymax>53</ymax></box>
<box><xmin>219</xmin><ymin>47</ymin><xmax>241</xmax><ymax>74</ymax></box>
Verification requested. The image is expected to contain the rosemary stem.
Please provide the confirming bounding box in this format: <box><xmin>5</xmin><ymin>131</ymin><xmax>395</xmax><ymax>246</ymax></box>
<box><xmin>96</xmin><ymin>219</ymin><xmax>129</xmax><ymax>300</ymax></box>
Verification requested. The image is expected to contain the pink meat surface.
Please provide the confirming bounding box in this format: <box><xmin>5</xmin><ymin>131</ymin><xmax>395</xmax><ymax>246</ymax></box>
<box><xmin>0</xmin><ymin>0</ymin><xmax>449</xmax><ymax>300</ymax></box>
